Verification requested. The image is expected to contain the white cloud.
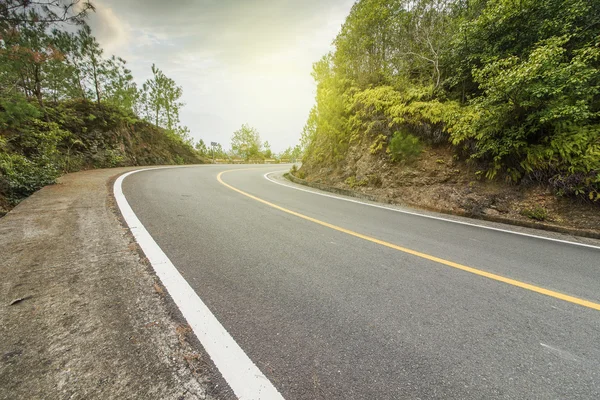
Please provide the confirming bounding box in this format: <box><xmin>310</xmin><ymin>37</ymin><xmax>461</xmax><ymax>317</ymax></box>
<box><xmin>87</xmin><ymin>0</ymin><xmax>354</xmax><ymax>152</ymax></box>
<box><xmin>86</xmin><ymin>1</ymin><xmax>131</xmax><ymax>55</ymax></box>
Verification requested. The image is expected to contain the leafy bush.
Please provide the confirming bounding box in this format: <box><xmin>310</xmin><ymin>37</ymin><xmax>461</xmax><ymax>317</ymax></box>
<box><xmin>452</xmin><ymin>37</ymin><xmax>600</xmax><ymax>182</ymax></box>
<box><xmin>369</xmin><ymin>134</ymin><xmax>387</xmax><ymax>154</ymax></box>
<box><xmin>345</xmin><ymin>175</ymin><xmax>368</xmax><ymax>188</ymax></box>
<box><xmin>549</xmin><ymin>172</ymin><xmax>600</xmax><ymax>201</ymax></box>
<box><xmin>0</xmin><ymin>99</ymin><xmax>68</xmax><ymax>202</ymax></box>
<box><xmin>103</xmin><ymin>149</ymin><xmax>126</xmax><ymax>167</ymax></box>
<box><xmin>520</xmin><ymin>206</ymin><xmax>548</xmax><ymax>222</ymax></box>
<box><xmin>0</xmin><ymin>97</ymin><xmax>42</xmax><ymax>128</ymax></box>
<box><xmin>388</xmin><ymin>130</ymin><xmax>422</xmax><ymax>162</ymax></box>
<box><xmin>0</xmin><ymin>153</ymin><xmax>61</xmax><ymax>202</ymax></box>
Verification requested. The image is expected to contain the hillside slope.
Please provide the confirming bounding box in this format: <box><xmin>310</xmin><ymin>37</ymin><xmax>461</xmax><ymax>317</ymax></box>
<box><xmin>297</xmin><ymin>0</ymin><xmax>599</xmax><ymax>233</ymax></box>
<box><xmin>298</xmin><ymin>139</ymin><xmax>600</xmax><ymax>233</ymax></box>
<box><xmin>0</xmin><ymin>100</ymin><xmax>203</xmax><ymax>215</ymax></box>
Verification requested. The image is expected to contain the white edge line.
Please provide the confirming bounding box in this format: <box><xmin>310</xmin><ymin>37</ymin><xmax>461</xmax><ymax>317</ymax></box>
<box><xmin>114</xmin><ymin>167</ymin><xmax>285</xmax><ymax>400</ymax></box>
<box><xmin>264</xmin><ymin>171</ymin><xmax>600</xmax><ymax>251</ymax></box>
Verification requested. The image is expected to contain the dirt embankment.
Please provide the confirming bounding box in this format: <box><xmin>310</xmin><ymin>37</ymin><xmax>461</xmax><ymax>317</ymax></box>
<box><xmin>0</xmin><ymin>100</ymin><xmax>205</xmax><ymax>218</ymax></box>
<box><xmin>0</xmin><ymin>168</ymin><xmax>224</xmax><ymax>400</ymax></box>
<box><xmin>298</xmin><ymin>142</ymin><xmax>600</xmax><ymax>235</ymax></box>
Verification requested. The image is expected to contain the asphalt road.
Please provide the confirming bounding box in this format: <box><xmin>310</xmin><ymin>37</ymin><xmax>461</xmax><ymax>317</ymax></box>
<box><xmin>122</xmin><ymin>165</ymin><xmax>600</xmax><ymax>399</ymax></box>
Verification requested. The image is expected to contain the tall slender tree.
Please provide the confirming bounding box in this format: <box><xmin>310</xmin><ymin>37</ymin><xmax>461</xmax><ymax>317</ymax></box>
<box><xmin>141</xmin><ymin>64</ymin><xmax>185</xmax><ymax>132</ymax></box>
<box><xmin>77</xmin><ymin>24</ymin><xmax>105</xmax><ymax>104</ymax></box>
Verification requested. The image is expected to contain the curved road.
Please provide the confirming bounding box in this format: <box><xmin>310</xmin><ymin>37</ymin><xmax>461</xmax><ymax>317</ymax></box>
<box><xmin>122</xmin><ymin>165</ymin><xmax>600</xmax><ymax>399</ymax></box>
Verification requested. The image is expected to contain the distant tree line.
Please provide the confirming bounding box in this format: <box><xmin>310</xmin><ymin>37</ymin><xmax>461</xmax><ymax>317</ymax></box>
<box><xmin>195</xmin><ymin>124</ymin><xmax>303</xmax><ymax>162</ymax></box>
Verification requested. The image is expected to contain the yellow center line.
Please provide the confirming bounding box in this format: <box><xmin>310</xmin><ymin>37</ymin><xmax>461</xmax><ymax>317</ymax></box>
<box><xmin>217</xmin><ymin>169</ymin><xmax>600</xmax><ymax>312</ymax></box>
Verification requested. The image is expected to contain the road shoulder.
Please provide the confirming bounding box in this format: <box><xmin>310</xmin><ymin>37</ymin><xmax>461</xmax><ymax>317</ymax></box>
<box><xmin>283</xmin><ymin>171</ymin><xmax>600</xmax><ymax>241</ymax></box>
<box><xmin>0</xmin><ymin>167</ymin><xmax>223</xmax><ymax>399</ymax></box>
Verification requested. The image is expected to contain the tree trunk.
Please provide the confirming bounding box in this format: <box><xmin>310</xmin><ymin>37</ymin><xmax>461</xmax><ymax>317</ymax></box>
<box><xmin>92</xmin><ymin>57</ymin><xmax>101</xmax><ymax>104</ymax></box>
<box><xmin>33</xmin><ymin>65</ymin><xmax>44</xmax><ymax>109</ymax></box>
<box><xmin>165</xmin><ymin>105</ymin><xmax>171</xmax><ymax>131</ymax></box>
<box><xmin>76</xmin><ymin>71</ymin><xmax>87</xmax><ymax>100</ymax></box>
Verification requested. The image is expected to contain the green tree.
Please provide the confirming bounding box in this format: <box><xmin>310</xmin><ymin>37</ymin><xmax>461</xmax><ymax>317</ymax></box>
<box><xmin>77</xmin><ymin>24</ymin><xmax>106</xmax><ymax>104</ymax></box>
<box><xmin>141</xmin><ymin>64</ymin><xmax>185</xmax><ymax>134</ymax></box>
<box><xmin>301</xmin><ymin>0</ymin><xmax>600</xmax><ymax>200</ymax></box>
<box><xmin>0</xmin><ymin>16</ymin><xmax>63</xmax><ymax>108</ymax></box>
<box><xmin>231</xmin><ymin>124</ymin><xmax>262</xmax><ymax>160</ymax></box>
<box><xmin>195</xmin><ymin>138</ymin><xmax>208</xmax><ymax>155</ymax></box>
<box><xmin>103</xmin><ymin>56</ymin><xmax>138</xmax><ymax>111</ymax></box>
<box><xmin>263</xmin><ymin>140</ymin><xmax>272</xmax><ymax>158</ymax></box>
<box><xmin>278</xmin><ymin>146</ymin><xmax>293</xmax><ymax>160</ymax></box>
<box><xmin>0</xmin><ymin>0</ymin><xmax>203</xmax><ymax>207</ymax></box>
<box><xmin>213</xmin><ymin>143</ymin><xmax>227</xmax><ymax>159</ymax></box>
<box><xmin>291</xmin><ymin>144</ymin><xmax>303</xmax><ymax>162</ymax></box>
<box><xmin>142</xmin><ymin>64</ymin><xmax>167</xmax><ymax>127</ymax></box>
<box><xmin>50</xmin><ymin>29</ymin><xmax>89</xmax><ymax>100</ymax></box>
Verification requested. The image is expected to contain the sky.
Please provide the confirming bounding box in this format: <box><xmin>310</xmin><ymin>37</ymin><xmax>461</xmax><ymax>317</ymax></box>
<box><xmin>86</xmin><ymin>0</ymin><xmax>355</xmax><ymax>153</ymax></box>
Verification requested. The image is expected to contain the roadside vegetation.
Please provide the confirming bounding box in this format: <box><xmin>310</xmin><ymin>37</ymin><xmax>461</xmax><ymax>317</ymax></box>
<box><xmin>299</xmin><ymin>0</ymin><xmax>600</xmax><ymax>204</ymax></box>
<box><xmin>0</xmin><ymin>1</ymin><xmax>200</xmax><ymax>215</ymax></box>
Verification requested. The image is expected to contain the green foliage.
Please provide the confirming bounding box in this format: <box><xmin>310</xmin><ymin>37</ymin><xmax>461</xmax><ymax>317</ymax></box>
<box><xmin>301</xmin><ymin>0</ymin><xmax>600</xmax><ymax>201</ymax></box>
<box><xmin>0</xmin><ymin>98</ymin><xmax>201</xmax><ymax>204</ymax></box>
<box><xmin>0</xmin><ymin>97</ymin><xmax>42</xmax><ymax>127</ymax></box>
<box><xmin>103</xmin><ymin>56</ymin><xmax>138</xmax><ymax>111</ymax></box>
<box><xmin>103</xmin><ymin>149</ymin><xmax>126</xmax><ymax>168</ymax></box>
<box><xmin>388</xmin><ymin>130</ymin><xmax>423</xmax><ymax>162</ymax></box>
<box><xmin>0</xmin><ymin>2</ymin><xmax>201</xmax><ymax>207</ymax></box>
<box><xmin>211</xmin><ymin>143</ymin><xmax>228</xmax><ymax>159</ymax></box>
<box><xmin>141</xmin><ymin>64</ymin><xmax>188</xmax><ymax>139</ymax></box>
<box><xmin>520</xmin><ymin>206</ymin><xmax>549</xmax><ymax>222</ymax></box>
<box><xmin>301</xmin><ymin>55</ymin><xmax>351</xmax><ymax>164</ymax></box>
<box><xmin>263</xmin><ymin>141</ymin><xmax>273</xmax><ymax>159</ymax></box>
<box><xmin>451</xmin><ymin>36</ymin><xmax>600</xmax><ymax>182</ymax></box>
<box><xmin>370</xmin><ymin>134</ymin><xmax>387</xmax><ymax>154</ymax></box>
<box><xmin>0</xmin><ymin>153</ymin><xmax>61</xmax><ymax>202</ymax></box>
<box><xmin>231</xmin><ymin>124</ymin><xmax>262</xmax><ymax>160</ymax></box>
<box><xmin>345</xmin><ymin>175</ymin><xmax>368</xmax><ymax>188</ymax></box>
<box><xmin>0</xmin><ymin>99</ymin><xmax>67</xmax><ymax>201</ymax></box>
<box><xmin>195</xmin><ymin>139</ymin><xmax>208</xmax><ymax>156</ymax></box>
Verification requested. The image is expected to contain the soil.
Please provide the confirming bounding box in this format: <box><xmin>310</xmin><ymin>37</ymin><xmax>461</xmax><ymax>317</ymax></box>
<box><xmin>299</xmin><ymin>142</ymin><xmax>600</xmax><ymax>234</ymax></box>
<box><xmin>0</xmin><ymin>193</ymin><xmax>9</xmax><ymax>218</ymax></box>
<box><xmin>0</xmin><ymin>167</ymin><xmax>228</xmax><ymax>400</ymax></box>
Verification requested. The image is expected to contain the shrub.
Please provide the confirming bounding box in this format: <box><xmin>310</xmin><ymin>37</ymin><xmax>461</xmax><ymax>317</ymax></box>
<box><xmin>0</xmin><ymin>153</ymin><xmax>61</xmax><ymax>202</ymax></box>
<box><xmin>369</xmin><ymin>134</ymin><xmax>387</xmax><ymax>154</ymax></box>
<box><xmin>549</xmin><ymin>171</ymin><xmax>600</xmax><ymax>201</ymax></box>
<box><xmin>345</xmin><ymin>175</ymin><xmax>368</xmax><ymax>188</ymax></box>
<box><xmin>520</xmin><ymin>206</ymin><xmax>548</xmax><ymax>221</ymax></box>
<box><xmin>388</xmin><ymin>130</ymin><xmax>422</xmax><ymax>162</ymax></box>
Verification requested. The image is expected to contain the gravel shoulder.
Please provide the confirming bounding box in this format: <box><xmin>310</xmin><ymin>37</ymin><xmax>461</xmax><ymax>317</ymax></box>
<box><xmin>0</xmin><ymin>167</ymin><xmax>223</xmax><ymax>400</ymax></box>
